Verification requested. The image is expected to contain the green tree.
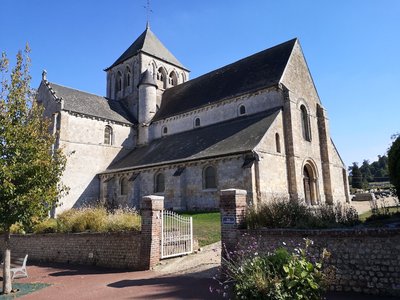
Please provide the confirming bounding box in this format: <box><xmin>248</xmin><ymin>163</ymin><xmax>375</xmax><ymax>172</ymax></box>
<box><xmin>0</xmin><ymin>47</ymin><xmax>66</xmax><ymax>294</ymax></box>
<box><xmin>388</xmin><ymin>134</ymin><xmax>400</xmax><ymax>196</ymax></box>
<box><xmin>350</xmin><ymin>162</ymin><xmax>363</xmax><ymax>189</ymax></box>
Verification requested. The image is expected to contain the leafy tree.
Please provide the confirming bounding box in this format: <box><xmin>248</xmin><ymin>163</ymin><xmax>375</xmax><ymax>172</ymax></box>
<box><xmin>360</xmin><ymin>160</ymin><xmax>373</xmax><ymax>182</ymax></box>
<box><xmin>388</xmin><ymin>134</ymin><xmax>400</xmax><ymax>196</ymax></box>
<box><xmin>350</xmin><ymin>162</ymin><xmax>363</xmax><ymax>189</ymax></box>
<box><xmin>0</xmin><ymin>46</ymin><xmax>66</xmax><ymax>294</ymax></box>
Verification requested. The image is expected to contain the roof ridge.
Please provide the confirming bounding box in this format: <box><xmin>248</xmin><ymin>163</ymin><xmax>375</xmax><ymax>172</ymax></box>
<box><xmin>49</xmin><ymin>82</ymin><xmax>105</xmax><ymax>99</ymax></box>
<box><xmin>172</xmin><ymin>38</ymin><xmax>297</xmax><ymax>88</ymax></box>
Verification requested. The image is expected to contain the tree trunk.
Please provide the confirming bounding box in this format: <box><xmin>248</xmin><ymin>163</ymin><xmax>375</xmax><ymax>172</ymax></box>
<box><xmin>2</xmin><ymin>230</ymin><xmax>12</xmax><ymax>295</ymax></box>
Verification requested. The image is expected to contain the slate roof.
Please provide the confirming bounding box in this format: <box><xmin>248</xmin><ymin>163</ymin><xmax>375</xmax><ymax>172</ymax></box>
<box><xmin>103</xmin><ymin>107</ymin><xmax>281</xmax><ymax>173</ymax></box>
<box><xmin>105</xmin><ymin>27</ymin><xmax>187</xmax><ymax>71</ymax></box>
<box><xmin>46</xmin><ymin>82</ymin><xmax>136</xmax><ymax>124</ymax></box>
<box><xmin>153</xmin><ymin>38</ymin><xmax>297</xmax><ymax>121</ymax></box>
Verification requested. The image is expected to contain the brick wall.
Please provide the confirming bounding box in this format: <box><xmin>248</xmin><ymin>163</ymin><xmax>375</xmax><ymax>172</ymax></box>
<box><xmin>0</xmin><ymin>231</ymin><xmax>142</xmax><ymax>269</ymax></box>
<box><xmin>220</xmin><ymin>189</ymin><xmax>400</xmax><ymax>297</ymax></box>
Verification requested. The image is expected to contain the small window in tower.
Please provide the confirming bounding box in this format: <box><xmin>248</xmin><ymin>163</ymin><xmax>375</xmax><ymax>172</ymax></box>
<box><xmin>116</xmin><ymin>72</ymin><xmax>122</xmax><ymax>92</ymax></box>
<box><xmin>125</xmin><ymin>66</ymin><xmax>131</xmax><ymax>87</ymax></box>
<box><xmin>169</xmin><ymin>71</ymin><xmax>177</xmax><ymax>86</ymax></box>
<box><xmin>162</xmin><ymin>126</ymin><xmax>168</xmax><ymax>135</ymax></box>
<box><xmin>157</xmin><ymin>67</ymin><xmax>166</xmax><ymax>89</ymax></box>
<box><xmin>239</xmin><ymin>105</ymin><xmax>246</xmax><ymax>115</ymax></box>
<box><xmin>104</xmin><ymin>125</ymin><xmax>113</xmax><ymax>145</ymax></box>
<box><xmin>194</xmin><ymin>117</ymin><xmax>201</xmax><ymax>127</ymax></box>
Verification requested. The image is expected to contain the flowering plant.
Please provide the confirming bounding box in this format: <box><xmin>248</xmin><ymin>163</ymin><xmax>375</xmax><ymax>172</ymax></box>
<box><xmin>211</xmin><ymin>237</ymin><xmax>330</xmax><ymax>300</ymax></box>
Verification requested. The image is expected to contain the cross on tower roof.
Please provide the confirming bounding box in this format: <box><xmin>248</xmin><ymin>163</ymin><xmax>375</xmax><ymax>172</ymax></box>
<box><xmin>144</xmin><ymin>0</ymin><xmax>153</xmax><ymax>29</ymax></box>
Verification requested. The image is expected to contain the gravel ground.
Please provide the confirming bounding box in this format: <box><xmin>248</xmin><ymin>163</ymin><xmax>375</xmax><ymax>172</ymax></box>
<box><xmin>350</xmin><ymin>196</ymin><xmax>398</xmax><ymax>214</ymax></box>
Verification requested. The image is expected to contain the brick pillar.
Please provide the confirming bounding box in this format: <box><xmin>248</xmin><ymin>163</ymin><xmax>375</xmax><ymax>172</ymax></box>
<box><xmin>140</xmin><ymin>195</ymin><xmax>163</xmax><ymax>270</ymax></box>
<box><xmin>220</xmin><ymin>189</ymin><xmax>247</xmax><ymax>254</ymax></box>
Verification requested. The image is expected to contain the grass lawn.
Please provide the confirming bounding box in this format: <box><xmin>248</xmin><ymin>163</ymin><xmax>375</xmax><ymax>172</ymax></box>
<box><xmin>181</xmin><ymin>211</ymin><xmax>221</xmax><ymax>247</ymax></box>
<box><xmin>359</xmin><ymin>206</ymin><xmax>400</xmax><ymax>221</ymax></box>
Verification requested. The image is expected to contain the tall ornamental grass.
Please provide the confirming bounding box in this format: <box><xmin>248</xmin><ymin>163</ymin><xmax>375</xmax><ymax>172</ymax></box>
<box><xmin>245</xmin><ymin>198</ymin><xmax>359</xmax><ymax>229</ymax></box>
<box><xmin>32</xmin><ymin>207</ymin><xmax>141</xmax><ymax>233</ymax></box>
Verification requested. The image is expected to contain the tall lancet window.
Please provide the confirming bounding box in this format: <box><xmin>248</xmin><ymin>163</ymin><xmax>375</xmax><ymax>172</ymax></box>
<box><xmin>300</xmin><ymin>105</ymin><xmax>311</xmax><ymax>141</ymax></box>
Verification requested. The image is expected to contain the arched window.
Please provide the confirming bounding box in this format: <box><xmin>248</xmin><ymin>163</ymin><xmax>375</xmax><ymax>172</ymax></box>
<box><xmin>239</xmin><ymin>105</ymin><xmax>246</xmax><ymax>115</ymax></box>
<box><xmin>194</xmin><ymin>117</ymin><xmax>201</xmax><ymax>127</ymax></box>
<box><xmin>162</xmin><ymin>126</ymin><xmax>168</xmax><ymax>135</ymax></box>
<box><xmin>104</xmin><ymin>125</ymin><xmax>113</xmax><ymax>145</ymax></box>
<box><xmin>168</xmin><ymin>71</ymin><xmax>178</xmax><ymax>86</ymax></box>
<box><xmin>300</xmin><ymin>105</ymin><xmax>311</xmax><ymax>141</ymax></box>
<box><xmin>155</xmin><ymin>172</ymin><xmax>165</xmax><ymax>193</ymax></box>
<box><xmin>204</xmin><ymin>166</ymin><xmax>217</xmax><ymax>189</ymax></box>
<box><xmin>124</xmin><ymin>66</ymin><xmax>131</xmax><ymax>87</ymax></box>
<box><xmin>275</xmin><ymin>133</ymin><xmax>281</xmax><ymax>153</ymax></box>
<box><xmin>116</xmin><ymin>71</ymin><xmax>122</xmax><ymax>92</ymax></box>
<box><xmin>156</xmin><ymin>67</ymin><xmax>166</xmax><ymax>88</ymax></box>
<box><xmin>181</xmin><ymin>73</ymin><xmax>186</xmax><ymax>83</ymax></box>
<box><xmin>303</xmin><ymin>163</ymin><xmax>318</xmax><ymax>205</ymax></box>
<box><xmin>120</xmin><ymin>177</ymin><xmax>128</xmax><ymax>195</ymax></box>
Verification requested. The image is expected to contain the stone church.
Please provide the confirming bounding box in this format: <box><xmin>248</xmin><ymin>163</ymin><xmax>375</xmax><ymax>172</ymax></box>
<box><xmin>37</xmin><ymin>25</ymin><xmax>350</xmax><ymax>213</ymax></box>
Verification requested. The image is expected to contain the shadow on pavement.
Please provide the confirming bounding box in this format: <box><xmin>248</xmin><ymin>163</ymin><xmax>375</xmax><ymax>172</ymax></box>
<box><xmin>108</xmin><ymin>270</ymin><xmax>224</xmax><ymax>299</ymax></box>
<box><xmin>38</xmin><ymin>262</ymin><xmax>131</xmax><ymax>277</ymax></box>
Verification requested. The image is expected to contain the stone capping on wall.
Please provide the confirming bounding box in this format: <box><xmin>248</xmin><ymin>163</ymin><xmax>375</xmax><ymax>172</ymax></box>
<box><xmin>219</xmin><ymin>188</ymin><xmax>400</xmax><ymax>297</ymax></box>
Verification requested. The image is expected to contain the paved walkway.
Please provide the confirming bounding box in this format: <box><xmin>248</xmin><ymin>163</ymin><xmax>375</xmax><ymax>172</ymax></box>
<box><xmin>6</xmin><ymin>264</ymin><xmax>221</xmax><ymax>300</ymax></box>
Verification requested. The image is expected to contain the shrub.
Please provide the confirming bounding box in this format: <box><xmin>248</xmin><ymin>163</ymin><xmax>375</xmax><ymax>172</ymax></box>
<box><xmin>33</xmin><ymin>218</ymin><xmax>58</xmax><ymax>233</ymax></box>
<box><xmin>214</xmin><ymin>239</ymin><xmax>329</xmax><ymax>299</ymax></box>
<box><xmin>106</xmin><ymin>208</ymin><xmax>141</xmax><ymax>232</ymax></box>
<box><xmin>32</xmin><ymin>206</ymin><xmax>141</xmax><ymax>233</ymax></box>
<box><xmin>9</xmin><ymin>222</ymin><xmax>25</xmax><ymax>234</ymax></box>
<box><xmin>244</xmin><ymin>198</ymin><xmax>360</xmax><ymax>229</ymax></box>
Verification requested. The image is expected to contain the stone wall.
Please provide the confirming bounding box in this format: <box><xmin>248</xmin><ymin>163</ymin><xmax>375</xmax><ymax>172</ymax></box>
<box><xmin>0</xmin><ymin>232</ymin><xmax>142</xmax><ymax>269</ymax></box>
<box><xmin>100</xmin><ymin>154</ymin><xmax>253</xmax><ymax>211</ymax></box>
<box><xmin>220</xmin><ymin>189</ymin><xmax>400</xmax><ymax>297</ymax></box>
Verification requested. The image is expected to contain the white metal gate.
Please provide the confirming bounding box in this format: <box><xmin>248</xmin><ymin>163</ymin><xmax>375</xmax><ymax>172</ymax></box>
<box><xmin>161</xmin><ymin>210</ymin><xmax>193</xmax><ymax>259</ymax></box>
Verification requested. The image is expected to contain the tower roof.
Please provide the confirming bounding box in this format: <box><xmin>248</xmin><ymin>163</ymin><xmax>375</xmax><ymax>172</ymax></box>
<box><xmin>105</xmin><ymin>27</ymin><xmax>188</xmax><ymax>71</ymax></box>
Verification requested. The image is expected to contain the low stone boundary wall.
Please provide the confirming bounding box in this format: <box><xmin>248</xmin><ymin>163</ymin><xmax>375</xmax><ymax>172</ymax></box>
<box><xmin>220</xmin><ymin>189</ymin><xmax>400</xmax><ymax>297</ymax></box>
<box><xmin>0</xmin><ymin>231</ymin><xmax>142</xmax><ymax>269</ymax></box>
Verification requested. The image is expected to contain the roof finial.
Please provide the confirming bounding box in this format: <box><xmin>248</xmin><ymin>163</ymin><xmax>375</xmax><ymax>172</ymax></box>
<box><xmin>42</xmin><ymin>69</ymin><xmax>47</xmax><ymax>81</ymax></box>
<box><xmin>144</xmin><ymin>0</ymin><xmax>152</xmax><ymax>30</ymax></box>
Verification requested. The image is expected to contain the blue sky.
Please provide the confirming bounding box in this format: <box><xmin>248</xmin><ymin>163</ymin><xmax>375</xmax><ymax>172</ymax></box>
<box><xmin>1</xmin><ymin>0</ymin><xmax>399</xmax><ymax>167</ymax></box>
